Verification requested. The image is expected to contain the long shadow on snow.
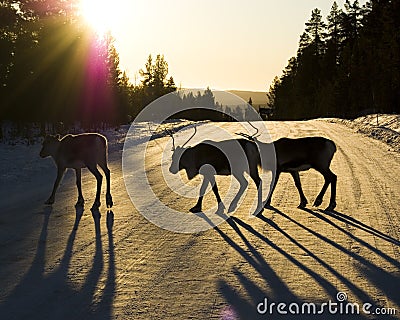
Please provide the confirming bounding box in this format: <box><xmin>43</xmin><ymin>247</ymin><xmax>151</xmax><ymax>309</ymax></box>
<box><xmin>264</xmin><ymin>206</ymin><xmax>399</xmax><ymax>309</ymax></box>
<box><xmin>300</xmin><ymin>208</ymin><xmax>400</xmax><ymax>306</ymax></box>
<box><xmin>319</xmin><ymin>209</ymin><xmax>400</xmax><ymax>246</ymax></box>
<box><xmin>0</xmin><ymin>206</ymin><xmax>116</xmax><ymax>320</ymax></box>
<box><xmin>213</xmin><ymin>215</ymin><xmax>372</xmax><ymax>320</ymax></box>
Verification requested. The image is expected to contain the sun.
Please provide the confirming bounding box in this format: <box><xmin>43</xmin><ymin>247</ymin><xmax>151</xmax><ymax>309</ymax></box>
<box><xmin>79</xmin><ymin>0</ymin><xmax>122</xmax><ymax>36</ymax></box>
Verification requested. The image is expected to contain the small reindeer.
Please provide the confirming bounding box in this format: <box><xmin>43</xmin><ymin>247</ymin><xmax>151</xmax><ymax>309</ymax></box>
<box><xmin>168</xmin><ymin>127</ymin><xmax>262</xmax><ymax>213</ymax></box>
<box><xmin>40</xmin><ymin>133</ymin><xmax>113</xmax><ymax>209</ymax></box>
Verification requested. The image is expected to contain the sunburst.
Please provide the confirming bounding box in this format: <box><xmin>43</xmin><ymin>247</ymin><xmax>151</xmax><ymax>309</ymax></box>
<box><xmin>79</xmin><ymin>0</ymin><xmax>126</xmax><ymax>36</ymax></box>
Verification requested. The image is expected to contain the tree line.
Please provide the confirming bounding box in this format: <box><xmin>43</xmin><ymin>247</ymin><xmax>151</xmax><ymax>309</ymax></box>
<box><xmin>0</xmin><ymin>0</ymin><xmax>176</xmax><ymax>137</ymax></box>
<box><xmin>166</xmin><ymin>88</ymin><xmax>256</xmax><ymax>122</ymax></box>
<box><xmin>267</xmin><ymin>0</ymin><xmax>400</xmax><ymax>120</ymax></box>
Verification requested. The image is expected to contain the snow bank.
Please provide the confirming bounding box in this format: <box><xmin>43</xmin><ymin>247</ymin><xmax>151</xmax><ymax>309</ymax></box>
<box><xmin>329</xmin><ymin>114</ymin><xmax>400</xmax><ymax>152</ymax></box>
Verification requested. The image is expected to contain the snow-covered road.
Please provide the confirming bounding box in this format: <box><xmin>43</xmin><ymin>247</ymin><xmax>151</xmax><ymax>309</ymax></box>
<box><xmin>0</xmin><ymin>120</ymin><xmax>399</xmax><ymax>319</ymax></box>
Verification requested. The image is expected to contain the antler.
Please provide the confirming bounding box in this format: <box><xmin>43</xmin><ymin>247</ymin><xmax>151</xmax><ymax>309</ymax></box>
<box><xmin>166</xmin><ymin>129</ymin><xmax>176</xmax><ymax>151</ymax></box>
<box><xmin>247</xmin><ymin>121</ymin><xmax>259</xmax><ymax>137</ymax></box>
<box><xmin>182</xmin><ymin>125</ymin><xmax>197</xmax><ymax>148</ymax></box>
<box><xmin>147</xmin><ymin>123</ymin><xmax>165</xmax><ymax>153</ymax></box>
<box><xmin>236</xmin><ymin>132</ymin><xmax>255</xmax><ymax>140</ymax></box>
<box><xmin>236</xmin><ymin>121</ymin><xmax>260</xmax><ymax>141</ymax></box>
<box><xmin>166</xmin><ymin>124</ymin><xmax>197</xmax><ymax>150</ymax></box>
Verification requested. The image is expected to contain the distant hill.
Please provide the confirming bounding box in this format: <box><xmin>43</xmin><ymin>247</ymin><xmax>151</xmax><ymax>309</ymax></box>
<box><xmin>228</xmin><ymin>90</ymin><xmax>268</xmax><ymax>110</ymax></box>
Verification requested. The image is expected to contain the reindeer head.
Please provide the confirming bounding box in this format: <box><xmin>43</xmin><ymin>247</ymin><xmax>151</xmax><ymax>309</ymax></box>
<box><xmin>168</xmin><ymin>126</ymin><xmax>197</xmax><ymax>175</ymax></box>
<box><xmin>40</xmin><ymin>135</ymin><xmax>60</xmax><ymax>158</ymax></box>
<box><xmin>169</xmin><ymin>146</ymin><xmax>186</xmax><ymax>174</ymax></box>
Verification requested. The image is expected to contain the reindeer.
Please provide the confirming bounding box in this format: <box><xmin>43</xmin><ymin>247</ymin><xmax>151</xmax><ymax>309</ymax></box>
<box><xmin>272</xmin><ymin>137</ymin><xmax>337</xmax><ymax>210</ymax></box>
<box><xmin>168</xmin><ymin>127</ymin><xmax>263</xmax><ymax>214</ymax></box>
<box><xmin>238</xmin><ymin>124</ymin><xmax>337</xmax><ymax>211</ymax></box>
<box><xmin>40</xmin><ymin>133</ymin><xmax>113</xmax><ymax>209</ymax></box>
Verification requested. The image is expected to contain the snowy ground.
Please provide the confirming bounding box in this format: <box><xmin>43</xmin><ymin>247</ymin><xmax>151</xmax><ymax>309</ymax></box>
<box><xmin>0</xmin><ymin>118</ymin><xmax>399</xmax><ymax>319</ymax></box>
<box><xmin>330</xmin><ymin>114</ymin><xmax>400</xmax><ymax>152</ymax></box>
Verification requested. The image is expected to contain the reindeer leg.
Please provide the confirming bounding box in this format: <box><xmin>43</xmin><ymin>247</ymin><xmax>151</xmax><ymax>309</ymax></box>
<box><xmin>228</xmin><ymin>174</ymin><xmax>248</xmax><ymax>213</ymax></box>
<box><xmin>209</xmin><ymin>175</ymin><xmax>225</xmax><ymax>212</ymax></box>
<box><xmin>314</xmin><ymin>169</ymin><xmax>337</xmax><ymax>211</ymax></box>
<box><xmin>75</xmin><ymin>168</ymin><xmax>84</xmax><ymax>207</ymax></box>
<box><xmin>265</xmin><ymin>170</ymin><xmax>280</xmax><ymax>208</ymax></box>
<box><xmin>190</xmin><ymin>176</ymin><xmax>210</xmax><ymax>213</ymax></box>
<box><xmin>314</xmin><ymin>169</ymin><xmax>336</xmax><ymax>210</ymax></box>
<box><xmin>326</xmin><ymin>170</ymin><xmax>337</xmax><ymax>211</ymax></box>
<box><xmin>99</xmin><ymin>162</ymin><xmax>113</xmax><ymax>208</ymax></box>
<box><xmin>250</xmin><ymin>170</ymin><xmax>263</xmax><ymax>215</ymax></box>
<box><xmin>45</xmin><ymin>167</ymin><xmax>65</xmax><ymax>205</ymax></box>
<box><xmin>290</xmin><ymin>171</ymin><xmax>308</xmax><ymax>208</ymax></box>
<box><xmin>87</xmin><ymin>164</ymin><xmax>103</xmax><ymax>210</ymax></box>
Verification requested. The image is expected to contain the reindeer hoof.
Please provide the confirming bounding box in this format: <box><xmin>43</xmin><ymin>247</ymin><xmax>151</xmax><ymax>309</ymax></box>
<box><xmin>253</xmin><ymin>206</ymin><xmax>264</xmax><ymax>216</ymax></box>
<box><xmin>264</xmin><ymin>200</ymin><xmax>272</xmax><ymax>208</ymax></box>
<box><xmin>298</xmin><ymin>199</ymin><xmax>308</xmax><ymax>209</ymax></box>
<box><xmin>189</xmin><ymin>206</ymin><xmax>202</xmax><ymax>213</ymax></box>
<box><xmin>325</xmin><ymin>202</ymin><xmax>336</xmax><ymax>211</ymax></box>
<box><xmin>106</xmin><ymin>194</ymin><xmax>113</xmax><ymax>208</ymax></box>
<box><xmin>228</xmin><ymin>203</ymin><xmax>237</xmax><ymax>213</ymax></box>
<box><xmin>313</xmin><ymin>198</ymin><xmax>323</xmax><ymax>207</ymax></box>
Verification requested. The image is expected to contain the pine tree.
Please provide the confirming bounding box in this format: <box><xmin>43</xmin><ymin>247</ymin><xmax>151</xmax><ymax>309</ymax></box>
<box><xmin>138</xmin><ymin>54</ymin><xmax>177</xmax><ymax>110</ymax></box>
<box><xmin>304</xmin><ymin>8</ymin><xmax>326</xmax><ymax>57</ymax></box>
<box><xmin>342</xmin><ymin>0</ymin><xmax>364</xmax><ymax>43</ymax></box>
<box><xmin>140</xmin><ymin>54</ymin><xmax>154</xmax><ymax>88</ymax></box>
<box><xmin>326</xmin><ymin>1</ymin><xmax>344</xmax><ymax>66</ymax></box>
<box><xmin>266</xmin><ymin>76</ymin><xmax>280</xmax><ymax>109</ymax></box>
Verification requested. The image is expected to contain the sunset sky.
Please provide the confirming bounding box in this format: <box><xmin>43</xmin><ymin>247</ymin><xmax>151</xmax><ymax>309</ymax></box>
<box><xmin>81</xmin><ymin>0</ymin><xmax>367</xmax><ymax>92</ymax></box>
